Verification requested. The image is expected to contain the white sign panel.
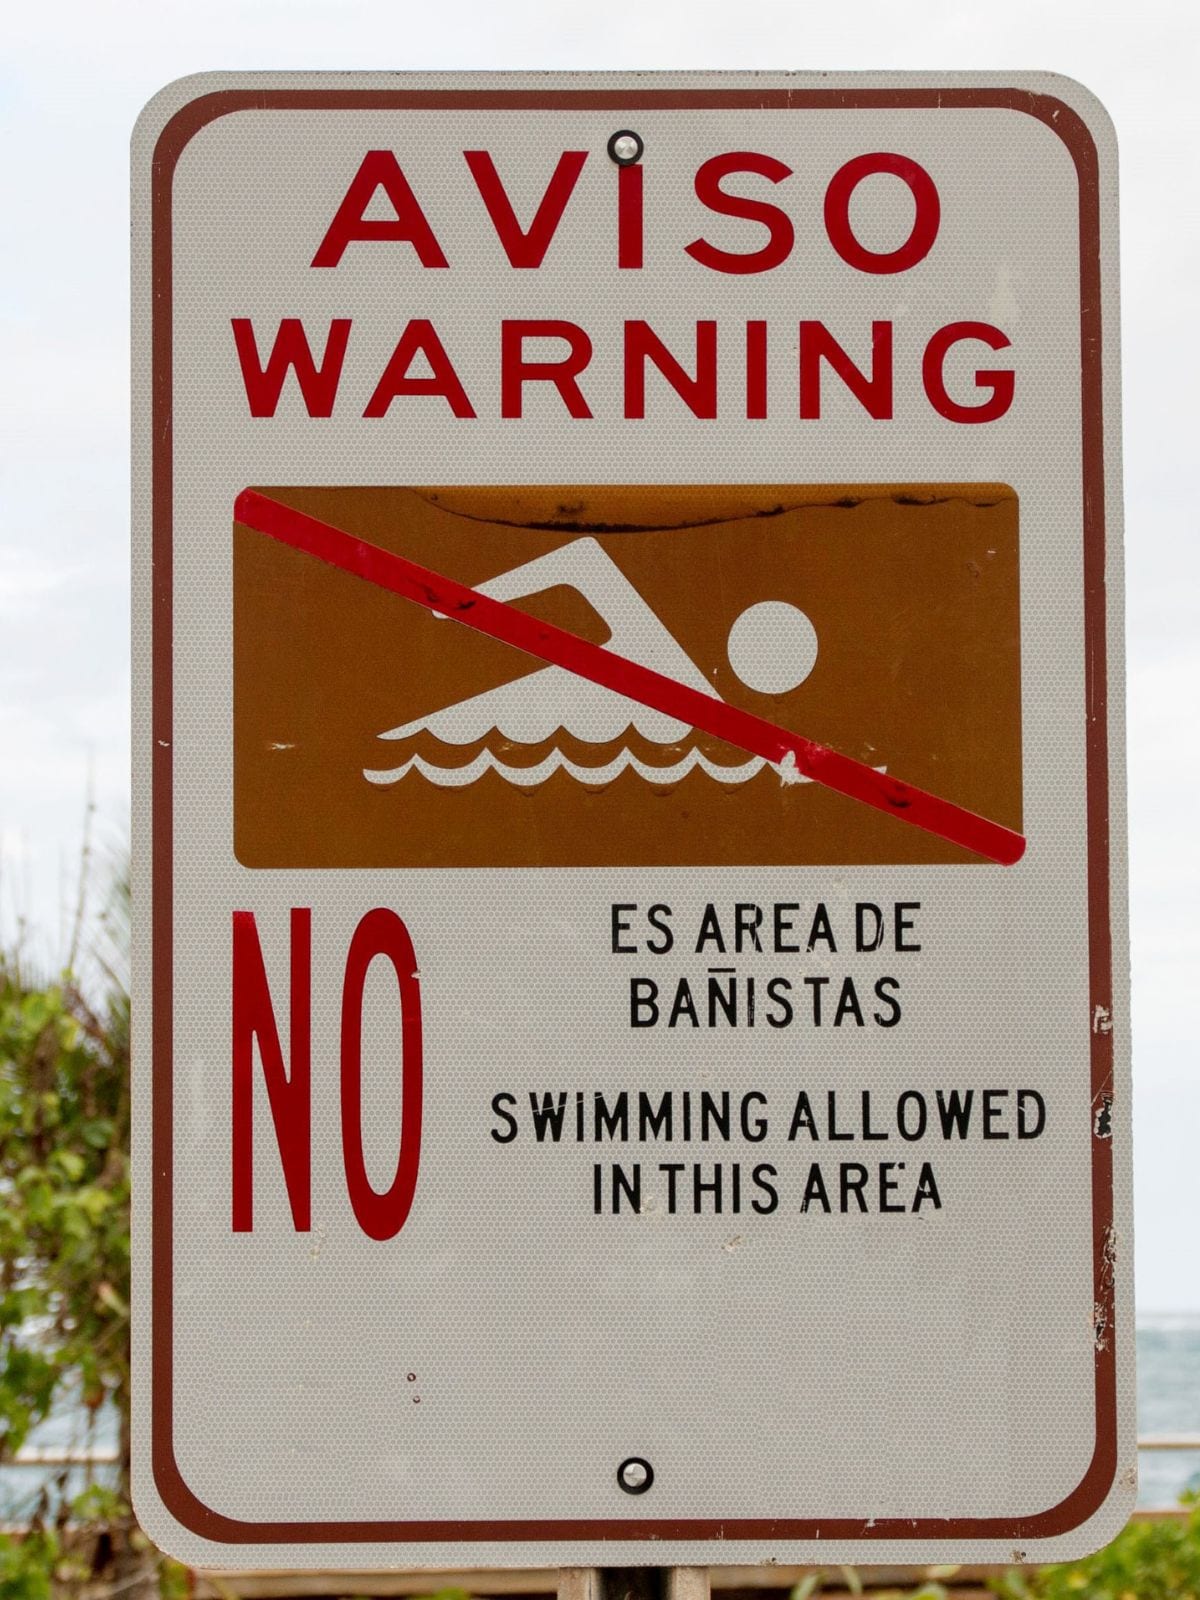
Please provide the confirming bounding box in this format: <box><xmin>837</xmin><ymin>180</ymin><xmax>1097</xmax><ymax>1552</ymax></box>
<box><xmin>132</xmin><ymin>71</ymin><xmax>1132</xmax><ymax>1568</ymax></box>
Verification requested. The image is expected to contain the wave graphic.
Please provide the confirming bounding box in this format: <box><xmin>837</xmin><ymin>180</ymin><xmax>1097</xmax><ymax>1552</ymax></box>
<box><xmin>377</xmin><ymin>538</ymin><xmax>722</xmax><ymax>749</ymax></box>
<box><xmin>364</xmin><ymin>747</ymin><xmax>802</xmax><ymax>789</ymax></box>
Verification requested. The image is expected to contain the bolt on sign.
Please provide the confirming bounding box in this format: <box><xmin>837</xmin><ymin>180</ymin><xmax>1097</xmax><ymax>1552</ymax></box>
<box><xmin>132</xmin><ymin>73</ymin><xmax>1131</xmax><ymax>1569</ymax></box>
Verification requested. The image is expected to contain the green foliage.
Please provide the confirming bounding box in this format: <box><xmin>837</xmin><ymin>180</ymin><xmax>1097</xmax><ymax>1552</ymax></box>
<box><xmin>0</xmin><ymin>929</ymin><xmax>142</xmax><ymax>1600</ymax></box>
<box><xmin>790</xmin><ymin>1571</ymin><xmax>865</xmax><ymax>1599</ymax></box>
<box><xmin>990</xmin><ymin>1494</ymin><xmax>1200</xmax><ymax>1600</ymax></box>
<box><xmin>0</xmin><ymin>1528</ymin><xmax>58</xmax><ymax>1600</ymax></box>
<box><xmin>789</xmin><ymin>1572</ymin><xmax>950</xmax><ymax>1599</ymax></box>
<box><xmin>0</xmin><ymin>970</ymin><xmax>130</xmax><ymax>1460</ymax></box>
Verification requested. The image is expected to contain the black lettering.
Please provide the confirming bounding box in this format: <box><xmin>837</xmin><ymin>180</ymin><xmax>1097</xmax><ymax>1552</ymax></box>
<box><xmin>895</xmin><ymin>901</ymin><xmax>921</xmax><ymax>952</ymax></box>
<box><xmin>913</xmin><ymin>1161</ymin><xmax>942</xmax><ymax>1211</ymax></box>
<box><xmin>708</xmin><ymin>970</ymin><xmax>737</xmax><ymax>1026</ymax></box>
<box><xmin>879</xmin><ymin>1161</ymin><xmax>905</xmax><ymax>1212</ymax></box>
<box><xmin>490</xmin><ymin>1091</ymin><xmax>518</xmax><ymax>1143</ymax></box>
<box><xmin>700</xmin><ymin>1091</ymin><xmax>731</xmax><ymax>1140</ymax></box>
<box><xmin>788</xmin><ymin>1090</ymin><xmax>818</xmax><ymax>1140</ymax></box>
<box><xmin>839</xmin><ymin>1162</ymin><xmax>869</xmax><ymax>1213</ymax></box>
<box><xmin>612</xmin><ymin>903</ymin><xmax>637</xmax><ymax>953</ymax></box>
<box><xmin>800</xmin><ymin>1162</ymin><xmax>831</xmax><ymax>1213</ymax></box>
<box><xmin>630</xmin><ymin>977</ymin><xmax>659</xmax><ymax>1026</ymax></box>
<box><xmin>594</xmin><ymin>1091</ymin><xmax>629</xmax><ymax>1140</ymax></box>
<box><xmin>647</xmin><ymin>903</ymin><xmax>674</xmax><ymax>954</ymax></box>
<box><xmin>936</xmin><ymin>1088</ymin><xmax>974</xmax><ymax>1138</ymax></box>
<box><xmin>807</xmin><ymin>903</ymin><xmax>836</xmax><ymax>952</ymax></box>
<box><xmin>695</xmin><ymin>903</ymin><xmax>726</xmax><ymax>953</ymax></box>
<box><xmin>766</xmin><ymin>976</ymin><xmax>794</xmax><ymax>1026</ymax></box>
<box><xmin>855</xmin><ymin>902</ymin><xmax>884</xmax><ymax>951</ymax></box>
<box><xmin>612</xmin><ymin>1162</ymin><xmax>641</xmax><ymax>1213</ymax></box>
<box><xmin>751</xmin><ymin>1163</ymin><xmax>779</xmax><ymax>1214</ymax></box>
<box><xmin>639</xmin><ymin>1091</ymin><xmax>672</xmax><ymax>1140</ymax></box>
<box><xmin>983</xmin><ymin>1088</ymin><xmax>1010</xmax><ymax>1138</ymax></box>
<box><xmin>1017</xmin><ymin>1089</ymin><xmax>1046</xmax><ymax>1138</ymax></box>
<box><xmin>897</xmin><ymin>1090</ymin><xmax>927</xmax><ymax>1140</ymax></box>
<box><xmin>694</xmin><ymin>1163</ymin><xmax>723</xmax><ymax>1212</ymax></box>
<box><xmin>804</xmin><ymin>973</ymin><xmax>829</xmax><ymax>1025</ymax></box>
<box><xmin>735</xmin><ymin>902</ymin><xmax>764</xmax><ymax>951</ymax></box>
<box><xmin>827</xmin><ymin>1089</ymin><xmax>853</xmax><ymax>1141</ymax></box>
<box><xmin>861</xmin><ymin>1090</ymin><xmax>887</xmax><ymax>1140</ymax></box>
<box><xmin>774</xmin><ymin>903</ymin><xmax>801</xmax><ymax>953</ymax></box>
<box><xmin>873</xmin><ymin>975</ymin><xmax>902</xmax><ymax>1026</ymax></box>
<box><xmin>529</xmin><ymin>1090</ymin><xmax>567</xmax><ymax>1141</ymax></box>
<box><xmin>741</xmin><ymin>1091</ymin><xmax>768</xmax><ymax>1141</ymax></box>
<box><xmin>834</xmin><ymin>975</ymin><xmax>864</xmax><ymax>1026</ymax></box>
<box><xmin>668</xmin><ymin>978</ymin><xmax>700</xmax><ymax>1027</ymax></box>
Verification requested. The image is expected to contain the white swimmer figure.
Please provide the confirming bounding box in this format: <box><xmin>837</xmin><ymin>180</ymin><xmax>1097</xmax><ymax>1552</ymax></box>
<box><xmin>365</xmin><ymin>537</ymin><xmax>819</xmax><ymax>788</ymax></box>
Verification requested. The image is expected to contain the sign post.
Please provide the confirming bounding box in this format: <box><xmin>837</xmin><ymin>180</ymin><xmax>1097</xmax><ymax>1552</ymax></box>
<box><xmin>132</xmin><ymin>71</ymin><xmax>1132</xmax><ymax>1570</ymax></box>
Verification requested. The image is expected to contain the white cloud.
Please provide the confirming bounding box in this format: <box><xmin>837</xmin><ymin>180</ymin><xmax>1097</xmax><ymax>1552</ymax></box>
<box><xmin>0</xmin><ymin>550</ymin><xmax>82</xmax><ymax>614</ymax></box>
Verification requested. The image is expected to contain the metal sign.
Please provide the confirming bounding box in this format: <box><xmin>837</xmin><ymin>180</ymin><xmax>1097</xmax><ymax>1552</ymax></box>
<box><xmin>132</xmin><ymin>72</ymin><xmax>1132</xmax><ymax>1569</ymax></box>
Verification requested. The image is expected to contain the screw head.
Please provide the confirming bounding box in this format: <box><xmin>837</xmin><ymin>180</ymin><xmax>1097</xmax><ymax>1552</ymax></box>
<box><xmin>607</xmin><ymin>130</ymin><xmax>644</xmax><ymax>166</ymax></box>
<box><xmin>616</xmin><ymin>1455</ymin><xmax>654</xmax><ymax>1494</ymax></box>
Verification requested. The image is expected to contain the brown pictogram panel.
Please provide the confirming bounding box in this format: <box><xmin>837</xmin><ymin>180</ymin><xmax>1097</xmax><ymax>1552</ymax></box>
<box><xmin>233</xmin><ymin>484</ymin><xmax>1021</xmax><ymax>867</ymax></box>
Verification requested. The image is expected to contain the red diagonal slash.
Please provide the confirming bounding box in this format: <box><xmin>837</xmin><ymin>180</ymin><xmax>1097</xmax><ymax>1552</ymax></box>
<box><xmin>235</xmin><ymin>490</ymin><xmax>1026</xmax><ymax>866</ymax></box>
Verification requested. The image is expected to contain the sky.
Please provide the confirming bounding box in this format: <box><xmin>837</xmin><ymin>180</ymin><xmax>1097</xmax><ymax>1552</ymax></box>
<box><xmin>1</xmin><ymin>0</ymin><xmax>1197</xmax><ymax>1313</ymax></box>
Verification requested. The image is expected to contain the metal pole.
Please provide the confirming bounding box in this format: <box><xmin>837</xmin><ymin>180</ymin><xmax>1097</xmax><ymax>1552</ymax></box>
<box><xmin>558</xmin><ymin>1570</ymin><xmax>710</xmax><ymax>1600</ymax></box>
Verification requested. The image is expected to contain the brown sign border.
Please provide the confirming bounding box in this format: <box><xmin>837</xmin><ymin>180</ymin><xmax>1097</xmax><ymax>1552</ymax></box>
<box><xmin>148</xmin><ymin>85</ymin><xmax>1116</xmax><ymax>1546</ymax></box>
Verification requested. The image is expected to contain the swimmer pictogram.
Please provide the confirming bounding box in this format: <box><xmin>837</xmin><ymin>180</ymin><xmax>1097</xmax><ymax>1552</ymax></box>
<box><xmin>232</xmin><ymin>484</ymin><xmax>1023</xmax><ymax>869</ymax></box>
<box><xmin>365</xmin><ymin>536</ymin><xmax>820</xmax><ymax>789</ymax></box>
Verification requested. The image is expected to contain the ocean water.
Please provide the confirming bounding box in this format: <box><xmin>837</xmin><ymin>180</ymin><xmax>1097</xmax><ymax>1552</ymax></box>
<box><xmin>3</xmin><ymin>1314</ymin><xmax>1199</xmax><ymax>1523</ymax></box>
<box><xmin>0</xmin><ymin>1392</ymin><xmax>120</xmax><ymax>1525</ymax></box>
<box><xmin>1136</xmin><ymin>1310</ymin><xmax>1200</xmax><ymax>1510</ymax></box>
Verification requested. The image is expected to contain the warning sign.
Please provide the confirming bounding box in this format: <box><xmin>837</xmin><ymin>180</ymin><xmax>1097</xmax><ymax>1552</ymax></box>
<box><xmin>132</xmin><ymin>72</ymin><xmax>1132</xmax><ymax>1572</ymax></box>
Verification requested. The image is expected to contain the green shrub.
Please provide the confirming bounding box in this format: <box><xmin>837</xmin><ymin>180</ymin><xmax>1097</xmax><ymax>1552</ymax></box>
<box><xmin>990</xmin><ymin>1494</ymin><xmax>1200</xmax><ymax>1600</ymax></box>
<box><xmin>0</xmin><ymin>943</ymin><xmax>145</xmax><ymax>1600</ymax></box>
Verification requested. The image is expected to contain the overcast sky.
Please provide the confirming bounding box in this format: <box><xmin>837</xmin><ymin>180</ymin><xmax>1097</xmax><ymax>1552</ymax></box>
<box><xmin>3</xmin><ymin>0</ymin><xmax>1197</xmax><ymax>1312</ymax></box>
